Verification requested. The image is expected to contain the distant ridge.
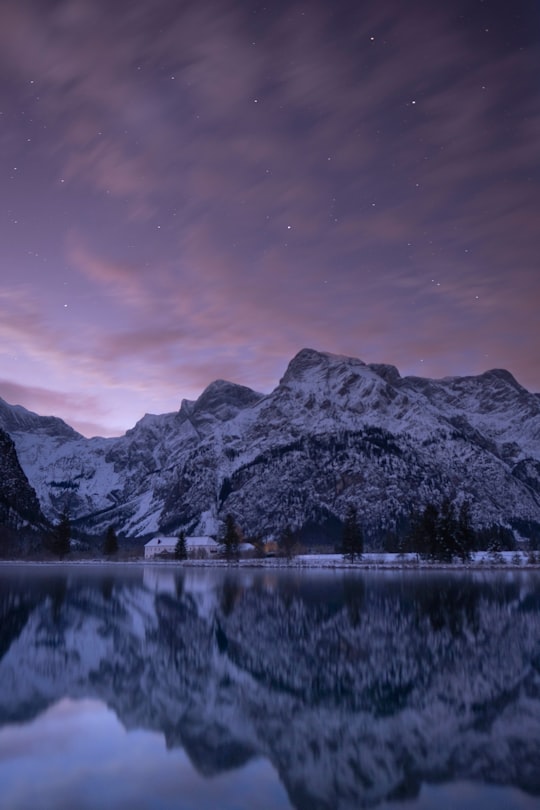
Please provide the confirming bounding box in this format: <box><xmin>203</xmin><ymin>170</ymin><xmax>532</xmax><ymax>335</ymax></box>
<box><xmin>0</xmin><ymin>348</ymin><xmax>539</xmax><ymax>546</ymax></box>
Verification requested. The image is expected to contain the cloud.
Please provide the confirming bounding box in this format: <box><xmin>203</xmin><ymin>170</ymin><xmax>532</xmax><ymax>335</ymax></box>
<box><xmin>0</xmin><ymin>288</ymin><xmax>67</xmax><ymax>358</ymax></box>
<box><xmin>0</xmin><ymin>0</ymin><xmax>538</xmax><ymax>434</ymax></box>
<box><xmin>67</xmin><ymin>237</ymin><xmax>152</xmax><ymax>309</ymax></box>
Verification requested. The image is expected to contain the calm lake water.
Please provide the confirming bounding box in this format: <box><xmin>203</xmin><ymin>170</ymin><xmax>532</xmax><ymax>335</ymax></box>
<box><xmin>0</xmin><ymin>564</ymin><xmax>539</xmax><ymax>810</ymax></box>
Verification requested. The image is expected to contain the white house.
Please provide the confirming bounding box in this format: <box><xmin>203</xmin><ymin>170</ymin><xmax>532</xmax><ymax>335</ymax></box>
<box><xmin>186</xmin><ymin>535</ymin><xmax>220</xmax><ymax>556</ymax></box>
<box><xmin>144</xmin><ymin>536</ymin><xmax>177</xmax><ymax>559</ymax></box>
<box><xmin>144</xmin><ymin>535</ymin><xmax>219</xmax><ymax>559</ymax></box>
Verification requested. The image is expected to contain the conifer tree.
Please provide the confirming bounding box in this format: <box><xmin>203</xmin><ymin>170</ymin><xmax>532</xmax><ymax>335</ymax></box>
<box><xmin>342</xmin><ymin>504</ymin><xmax>363</xmax><ymax>562</ymax></box>
<box><xmin>53</xmin><ymin>511</ymin><xmax>71</xmax><ymax>559</ymax></box>
<box><xmin>415</xmin><ymin>502</ymin><xmax>439</xmax><ymax>559</ymax></box>
<box><xmin>436</xmin><ymin>498</ymin><xmax>456</xmax><ymax>562</ymax></box>
<box><xmin>456</xmin><ymin>501</ymin><xmax>474</xmax><ymax>562</ymax></box>
<box><xmin>175</xmin><ymin>531</ymin><xmax>187</xmax><ymax>560</ymax></box>
<box><xmin>103</xmin><ymin>525</ymin><xmax>119</xmax><ymax>557</ymax></box>
<box><xmin>222</xmin><ymin>514</ymin><xmax>240</xmax><ymax>562</ymax></box>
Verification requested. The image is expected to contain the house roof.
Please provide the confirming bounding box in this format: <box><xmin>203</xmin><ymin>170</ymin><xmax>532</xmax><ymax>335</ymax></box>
<box><xmin>186</xmin><ymin>535</ymin><xmax>217</xmax><ymax>547</ymax></box>
<box><xmin>145</xmin><ymin>535</ymin><xmax>217</xmax><ymax>548</ymax></box>
<box><xmin>144</xmin><ymin>536</ymin><xmax>177</xmax><ymax>548</ymax></box>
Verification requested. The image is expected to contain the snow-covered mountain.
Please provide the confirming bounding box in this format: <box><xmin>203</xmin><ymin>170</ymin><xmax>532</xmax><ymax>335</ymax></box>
<box><xmin>1</xmin><ymin>348</ymin><xmax>539</xmax><ymax>544</ymax></box>
<box><xmin>0</xmin><ymin>567</ymin><xmax>539</xmax><ymax>808</ymax></box>
<box><xmin>0</xmin><ymin>426</ymin><xmax>47</xmax><ymax>547</ymax></box>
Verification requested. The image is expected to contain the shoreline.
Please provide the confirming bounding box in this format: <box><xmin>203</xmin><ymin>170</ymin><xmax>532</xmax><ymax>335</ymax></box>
<box><xmin>1</xmin><ymin>551</ymin><xmax>540</xmax><ymax>571</ymax></box>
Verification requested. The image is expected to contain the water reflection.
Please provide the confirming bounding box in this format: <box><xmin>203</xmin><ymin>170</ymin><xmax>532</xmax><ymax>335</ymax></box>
<box><xmin>0</xmin><ymin>565</ymin><xmax>539</xmax><ymax>809</ymax></box>
<box><xmin>0</xmin><ymin>698</ymin><xmax>288</xmax><ymax>810</ymax></box>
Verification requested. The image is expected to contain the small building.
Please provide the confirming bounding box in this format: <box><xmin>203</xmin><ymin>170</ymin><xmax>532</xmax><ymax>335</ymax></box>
<box><xmin>144</xmin><ymin>535</ymin><xmax>219</xmax><ymax>560</ymax></box>
<box><xmin>144</xmin><ymin>536</ymin><xmax>177</xmax><ymax>559</ymax></box>
<box><xmin>186</xmin><ymin>535</ymin><xmax>220</xmax><ymax>557</ymax></box>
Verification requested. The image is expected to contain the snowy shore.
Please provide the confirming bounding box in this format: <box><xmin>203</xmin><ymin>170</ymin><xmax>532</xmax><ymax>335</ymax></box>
<box><xmin>170</xmin><ymin>550</ymin><xmax>540</xmax><ymax>570</ymax></box>
<box><xmin>1</xmin><ymin>551</ymin><xmax>540</xmax><ymax>569</ymax></box>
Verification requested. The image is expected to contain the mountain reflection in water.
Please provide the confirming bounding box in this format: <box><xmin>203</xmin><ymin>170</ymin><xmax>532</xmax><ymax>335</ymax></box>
<box><xmin>0</xmin><ymin>564</ymin><xmax>539</xmax><ymax>810</ymax></box>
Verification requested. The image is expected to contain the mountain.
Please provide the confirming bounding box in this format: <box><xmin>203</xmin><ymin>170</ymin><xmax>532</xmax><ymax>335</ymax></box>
<box><xmin>0</xmin><ymin>349</ymin><xmax>539</xmax><ymax>545</ymax></box>
<box><xmin>0</xmin><ymin>426</ymin><xmax>48</xmax><ymax>551</ymax></box>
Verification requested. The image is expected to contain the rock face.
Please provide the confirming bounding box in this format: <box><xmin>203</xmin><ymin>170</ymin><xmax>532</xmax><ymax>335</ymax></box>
<box><xmin>0</xmin><ymin>426</ymin><xmax>47</xmax><ymax>547</ymax></box>
<box><xmin>0</xmin><ymin>349</ymin><xmax>539</xmax><ymax>543</ymax></box>
<box><xmin>0</xmin><ymin>567</ymin><xmax>539</xmax><ymax>809</ymax></box>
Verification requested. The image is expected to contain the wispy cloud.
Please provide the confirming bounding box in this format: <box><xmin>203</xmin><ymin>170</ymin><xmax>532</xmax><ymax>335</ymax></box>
<box><xmin>0</xmin><ymin>0</ymin><xmax>537</xmax><ymax>433</ymax></box>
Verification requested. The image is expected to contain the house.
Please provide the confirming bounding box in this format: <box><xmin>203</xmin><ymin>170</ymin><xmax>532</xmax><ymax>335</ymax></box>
<box><xmin>144</xmin><ymin>536</ymin><xmax>177</xmax><ymax>559</ymax></box>
<box><xmin>144</xmin><ymin>535</ymin><xmax>219</xmax><ymax>560</ymax></box>
<box><xmin>186</xmin><ymin>535</ymin><xmax>220</xmax><ymax>557</ymax></box>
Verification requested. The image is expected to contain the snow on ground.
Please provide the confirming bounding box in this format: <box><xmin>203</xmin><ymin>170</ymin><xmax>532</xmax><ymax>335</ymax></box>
<box><xmin>2</xmin><ymin>551</ymin><xmax>539</xmax><ymax>570</ymax></box>
<box><xmin>137</xmin><ymin>550</ymin><xmax>540</xmax><ymax>570</ymax></box>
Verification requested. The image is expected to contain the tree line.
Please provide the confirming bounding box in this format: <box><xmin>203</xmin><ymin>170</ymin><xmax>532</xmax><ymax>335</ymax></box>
<box><xmin>406</xmin><ymin>499</ymin><xmax>475</xmax><ymax>562</ymax></box>
<box><xmin>46</xmin><ymin>499</ymin><xmax>521</xmax><ymax>563</ymax></box>
<box><xmin>383</xmin><ymin>498</ymin><xmax>518</xmax><ymax>560</ymax></box>
<box><xmin>48</xmin><ymin>513</ymin><xmax>119</xmax><ymax>559</ymax></box>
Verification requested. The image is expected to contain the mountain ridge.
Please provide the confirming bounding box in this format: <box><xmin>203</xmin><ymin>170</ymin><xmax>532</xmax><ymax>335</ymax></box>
<box><xmin>0</xmin><ymin>348</ymin><xmax>539</xmax><ymax>545</ymax></box>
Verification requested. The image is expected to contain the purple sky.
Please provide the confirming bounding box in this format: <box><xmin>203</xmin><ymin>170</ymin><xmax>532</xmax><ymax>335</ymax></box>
<box><xmin>1</xmin><ymin>0</ymin><xmax>538</xmax><ymax>436</ymax></box>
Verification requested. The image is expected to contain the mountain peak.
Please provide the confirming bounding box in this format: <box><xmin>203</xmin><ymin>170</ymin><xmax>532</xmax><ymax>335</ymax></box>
<box><xmin>280</xmin><ymin>348</ymin><xmax>367</xmax><ymax>384</ymax></box>
<box><xmin>481</xmin><ymin>368</ymin><xmax>523</xmax><ymax>390</ymax></box>
<box><xmin>181</xmin><ymin>379</ymin><xmax>263</xmax><ymax>424</ymax></box>
<box><xmin>0</xmin><ymin>397</ymin><xmax>80</xmax><ymax>440</ymax></box>
<box><xmin>368</xmin><ymin>363</ymin><xmax>402</xmax><ymax>385</ymax></box>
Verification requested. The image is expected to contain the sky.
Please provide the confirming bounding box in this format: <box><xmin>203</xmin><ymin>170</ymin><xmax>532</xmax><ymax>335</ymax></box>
<box><xmin>0</xmin><ymin>0</ymin><xmax>539</xmax><ymax>437</ymax></box>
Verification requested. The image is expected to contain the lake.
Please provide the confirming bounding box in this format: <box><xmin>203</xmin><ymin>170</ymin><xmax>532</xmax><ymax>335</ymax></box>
<box><xmin>0</xmin><ymin>563</ymin><xmax>539</xmax><ymax>810</ymax></box>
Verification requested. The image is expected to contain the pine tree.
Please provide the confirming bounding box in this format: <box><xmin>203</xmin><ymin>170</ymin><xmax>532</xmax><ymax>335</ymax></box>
<box><xmin>103</xmin><ymin>525</ymin><xmax>118</xmax><ymax>557</ymax></box>
<box><xmin>415</xmin><ymin>502</ymin><xmax>439</xmax><ymax>559</ymax></box>
<box><xmin>436</xmin><ymin>498</ymin><xmax>457</xmax><ymax>562</ymax></box>
<box><xmin>342</xmin><ymin>505</ymin><xmax>363</xmax><ymax>562</ymax></box>
<box><xmin>53</xmin><ymin>511</ymin><xmax>71</xmax><ymax>559</ymax></box>
<box><xmin>456</xmin><ymin>501</ymin><xmax>474</xmax><ymax>562</ymax></box>
<box><xmin>222</xmin><ymin>514</ymin><xmax>240</xmax><ymax>562</ymax></box>
<box><xmin>175</xmin><ymin>531</ymin><xmax>187</xmax><ymax>560</ymax></box>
